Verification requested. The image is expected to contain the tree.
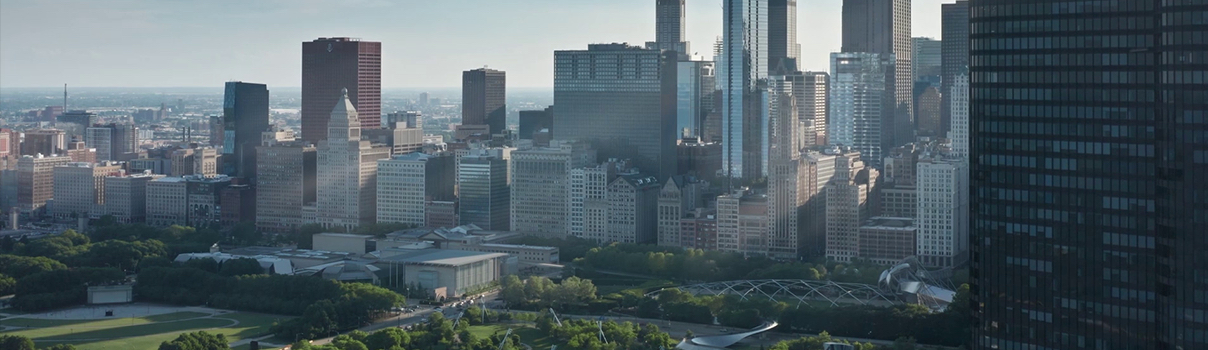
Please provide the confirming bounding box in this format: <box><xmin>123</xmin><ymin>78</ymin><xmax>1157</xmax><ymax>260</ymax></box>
<box><xmin>218</xmin><ymin>258</ymin><xmax>264</xmax><ymax>276</ymax></box>
<box><xmin>500</xmin><ymin>275</ymin><xmax>525</xmax><ymax>306</ymax></box>
<box><xmin>229</xmin><ymin>222</ymin><xmax>262</xmax><ymax>246</ymax></box>
<box><xmin>0</xmin><ymin>335</ymin><xmax>34</xmax><ymax>350</ymax></box>
<box><xmin>0</xmin><ymin>273</ymin><xmax>16</xmax><ymax>295</ymax></box>
<box><xmin>364</xmin><ymin>328</ymin><xmax>409</xmax><ymax>350</ymax></box>
<box><xmin>158</xmin><ymin>331</ymin><xmax>229</xmax><ymax>350</ymax></box>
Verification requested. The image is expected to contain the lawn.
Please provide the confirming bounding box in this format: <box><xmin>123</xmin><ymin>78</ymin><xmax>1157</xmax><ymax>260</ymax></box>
<box><xmin>0</xmin><ymin>311</ymin><xmax>288</xmax><ymax>350</ymax></box>
<box><xmin>466</xmin><ymin>324</ymin><xmax>557</xmax><ymax>349</ymax></box>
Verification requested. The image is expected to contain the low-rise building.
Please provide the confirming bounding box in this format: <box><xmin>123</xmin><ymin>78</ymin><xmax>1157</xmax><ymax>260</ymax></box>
<box><xmin>857</xmin><ymin>217</ymin><xmax>917</xmax><ymax>266</ymax></box>
<box><xmin>376</xmin><ymin>249</ymin><xmax>514</xmax><ymax>298</ymax></box>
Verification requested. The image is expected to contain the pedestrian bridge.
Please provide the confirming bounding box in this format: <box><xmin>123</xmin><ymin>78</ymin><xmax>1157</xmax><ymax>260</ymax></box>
<box><xmin>675</xmin><ymin>321</ymin><xmax>778</xmax><ymax>349</ymax></box>
<box><xmin>654</xmin><ymin>279</ymin><xmax>900</xmax><ymax>308</ymax></box>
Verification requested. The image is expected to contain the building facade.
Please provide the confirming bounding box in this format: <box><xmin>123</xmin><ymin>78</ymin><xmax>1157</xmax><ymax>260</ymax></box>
<box><xmin>824</xmin><ymin>150</ymin><xmax>877</xmax><ymax>263</ymax></box>
<box><xmin>510</xmin><ymin>142</ymin><xmax>595</xmax><ymax>236</ymax></box>
<box><xmin>462</xmin><ymin>68</ymin><xmax>506</xmax><ymax>135</ymax></box>
<box><xmin>316</xmin><ymin>89</ymin><xmax>390</xmax><ymax>231</ymax></box>
<box><xmin>377</xmin><ymin>152</ymin><xmax>455</xmax><ymax>227</ymax></box>
<box><xmin>554</xmin><ymin>44</ymin><xmax>678</xmax><ymax>180</ymax></box>
<box><xmin>301</xmin><ymin>37</ymin><xmax>381</xmax><ymax>143</ymax></box>
<box><xmin>841</xmin><ymin>0</ymin><xmax>912</xmax><ymax>152</ymax></box>
<box><xmin>50</xmin><ymin>162</ymin><xmax>122</xmax><ymax>219</ymax></box>
<box><xmin>222</xmin><ymin>81</ymin><xmax>270</xmax><ymax>181</ymax></box>
<box><xmin>16</xmin><ymin>154</ymin><xmax>72</xmax><ymax>214</ymax></box>
<box><xmin>255</xmin><ymin>137</ymin><xmax>317</xmax><ymax>233</ymax></box>
<box><xmin>916</xmin><ymin>154</ymin><xmax>967</xmax><ymax>268</ymax></box>
<box><xmin>103</xmin><ymin>172</ymin><xmax>160</xmax><ymax>223</ymax></box>
<box><xmin>458</xmin><ymin>154</ymin><xmax>509</xmax><ymax>231</ymax></box>
<box><xmin>605</xmin><ymin>175</ymin><xmax>660</xmax><ymax>244</ymax></box>
<box><xmin>830</xmin><ymin>53</ymin><xmax>891</xmax><ymax>168</ymax></box>
<box><xmin>970</xmin><ymin>1</ymin><xmax>1207</xmax><ymax>349</ymax></box>
<box><xmin>911</xmin><ymin>37</ymin><xmax>942</xmax><ymax>82</ymax></box>
<box><xmin>939</xmin><ymin>0</ymin><xmax>968</xmax><ymax>135</ymax></box>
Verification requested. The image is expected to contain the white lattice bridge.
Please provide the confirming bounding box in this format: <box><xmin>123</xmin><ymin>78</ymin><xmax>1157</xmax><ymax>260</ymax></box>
<box><xmin>655</xmin><ymin>279</ymin><xmax>900</xmax><ymax>308</ymax></box>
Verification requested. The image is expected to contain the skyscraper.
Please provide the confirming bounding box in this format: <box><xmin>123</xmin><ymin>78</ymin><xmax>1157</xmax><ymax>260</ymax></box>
<box><xmin>315</xmin><ymin>89</ymin><xmax>390</xmax><ymax>231</ymax></box>
<box><xmin>647</xmin><ymin>0</ymin><xmax>689</xmax><ymax>60</ymax></box>
<box><xmin>301</xmin><ymin>37</ymin><xmax>381</xmax><ymax>143</ymax></box>
<box><xmin>829</xmin><ymin>52</ymin><xmax>891</xmax><ymax>168</ymax></box>
<box><xmin>948</xmin><ymin>73</ymin><xmax>969</xmax><ymax>159</ymax></box>
<box><xmin>255</xmin><ymin>133</ymin><xmax>316</xmax><ymax>233</ymax></box>
<box><xmin>721</xmin><ymin>0</ymin><xmax>768</xmax><ymax>182</ymax></box>
<box><xmin>222</xmin><ymin>81</ymin><xmax>270</xmax><ymax>181</ymax></box>
<box><xmin>377</xmin><ymin>152</ymin><xmax>455</xmax><ymax>227</ymax></box>
<box><xmin>676</xmin><ymin>61</ymin><xmax>716</xmax><ymax>140</ymax></box>
<box><xmin>970</xmin><ymin>1</ymin><xmax>1207</xmax><ymax>349</ymax></box>
<box><xmin>824</xmin><ymin>149</ymin><xmax>877</xmax><ymax>263</ymax></box>
<box><xmin>940</xmin><ymin>0</ymin><xmax>968</xmax><ymax>136</ymax></box>
<box><xmin>22</xmin><ymin>129</ymin><xmax>66</xmax><ymax>156</ymax></box>
<box><xmin>16</xmin><ymin>154</ymin><xmax>71</xmax><ymax>214</ymax></box>
<box><xmin>911</xmin><ymin>37</ymin><xmax>942</xmax><ymax>82</ymax></box>
<box><xmin>461</xmin><ymin>68</ymin><xmax>506</xmax><ymax>135</ymax></box>
<box><xmin>554</xmin><ymin>44</ymin><xmax>678</xmax><ymax>180</ymax></box>
<box><xmin>510</xmin><ymin>141</ymin><xmax>595</xmax><ymax>236</ymax></box>
<box><xmin>768</xmin><ymin>0</ymin><xmax>800</xmax><ymax>73</ymax></box>
<box><xmin>765</xmin><ymin>75</ymin><xmax>805</xmax><ymax>259</ymax></box>
<box><xmin>458</xmin><ymin>154</ymin><xmax>509</xmax><ymax>231</ymax></box>
<box><xmin>50</xmin><ymin>162</ymin><xmax>123</xmax><ymax>219</ymax></box>
<box><xmin>915</xmin><ymin>153</ymin><xmax>966</xmax><ymax>268</ymax></box>
<box><xmin>518</xmin><ymin>106</ymin><xmax>553</xmax><ymax>140</ymax></box>
<box><xmin>841</xmin><ymin>0</ymin><xmax>912</xmax><ymax>154</ymax></box>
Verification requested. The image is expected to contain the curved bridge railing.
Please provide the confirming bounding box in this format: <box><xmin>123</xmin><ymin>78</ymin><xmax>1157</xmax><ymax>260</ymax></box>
<box><xmin>653</xmin><ymin>279</ymin><xmax>899</xmax><ymax>308</ymax></box>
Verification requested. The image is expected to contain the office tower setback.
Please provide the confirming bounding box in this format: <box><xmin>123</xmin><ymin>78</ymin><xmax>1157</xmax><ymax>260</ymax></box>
<box><xmin>824</xmin><ymin>150</ymin><xmax>877</xmax><ymax>263</ymax></box>
<box><xmin>971</xmin><ymin>1</ymin><xmax>1208</xmax><ymax>349</ymax></box>
<box><xmin>841</xmin><ymin>0</ymin><xmax>912</xmax><ymax>153</ymax></box>
<box><xmin>222</xmin><ymin>82</ymin><xmax>270</xmax><ymax>181</ymax></box>
<box><xmin>16</xmin><ymin>154</ymin><xmax>71</xmax><ymax>214</ymax></box>
<box><xmin>518</xmin><ymin>106</ymin><xmax>553</xmax><ymax>140</ymax></box>
<box><xmin>911</xmin><ymin>37</ymin><xmax>942</xmax><ymax>82</ymax></box>
<box><xmin>940</xmin><ymin>0</ymin><xmax>968</xmax><ymax>135</ymax></box>
<box><xmin>302</xmin><ymin>37</ymin><xmax>381</xmax><ymax>143</ymax></box>
<box><xmin>458</xmin><ymin>154</ymin><xmax>509</xmax><ymax>231</ymax></box>
<box><xmin>377</xmin><ymin>152</ymin><xmax>455</xmax><ymax>227</ymax></box>
<box><xmin>316</xmin><ymin>89</ymin><xmax>390</xmax><ymax>231</ymax></box>
<box><xmin>50</xmin><ymin>162</ymin><xmax>123</xmax><ymax>219</ymax></box>
<box><xmin>256</xmin><ymin>135</ymin><xmax>317</xmax><ymax>233</ymax></box>
<box><xmin>462</xmin><ymin>68</ymin><xmax>507</xmax><ymax>135</ymax></box>
<box><xmin>510</xmin><ymin>141</ymin><xmax>595</xmax><ymax>236</ymax></box>
<box><xmin>830</xmin><ymin>53</ymin><xmax>891</xmax><ymax>168</ymax></box>
<box><xmin>554</xmin><ymin>44</ymin><xmax>678</xmax><ymax>180</ymax></box>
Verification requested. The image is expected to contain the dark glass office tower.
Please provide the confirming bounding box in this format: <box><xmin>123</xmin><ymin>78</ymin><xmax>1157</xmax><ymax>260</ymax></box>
<box><xmin>301</xmin><ymin>37</ymin><xmax>381</xmax><ymax>143</ymax></box>
<box><xmin>222</xmin><ymin>81</ymin><xmax>269</xmax><ymax>182</ymax></box>
<box><xmin>768</xmin><ymin>0</ymin><xmax>799</xmax><ymax>73</ymax></box>
<box><xmin>554</xmin><ymin>44</ymin><xmax>678</xmax><ymax>180</ymax></box>
<box><xmin>842</xmin><ymin>0</ymin><xmax>912</xmax><ymax>153</ymax></box>
<box><xmin>518</xmin><ymin>106</ymin><xmax>553</xmax><ymax>140</ymax></box>
<box><xmin>940</xmin><ymin>0</ymin><xmax>968</xmax><ymax>136</ymax></box>
<box><xmin>970</xmin><ymin>1</ymin><xmax>1207</xmax><ymax>349</ymax></box>
<box><xmin>462</xmin><ymin>68</ymin><xmax>506</xmax><ymax>135</ymax></box>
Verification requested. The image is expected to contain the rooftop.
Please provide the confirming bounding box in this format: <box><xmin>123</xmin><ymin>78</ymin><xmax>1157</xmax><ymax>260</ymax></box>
<box><xmin>379</xmin><ymin>249</ymin><xmax>508</xmax><ymax>267</ymax></box>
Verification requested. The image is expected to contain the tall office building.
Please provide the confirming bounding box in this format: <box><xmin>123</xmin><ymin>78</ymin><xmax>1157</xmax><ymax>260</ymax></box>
<box><xmin>939</xmin><ymin>0</ymin><xmax>968</xmax><ymax>135</ymax></box>
<box><xmin>824</xmin><ymin>150</ymin><xmax>877</xmax><ymax>263</ymax></box>
<box><xmin>462</xmin><ymin>68</ymin><xmax>506</xmax><ymax>135</ymax></box>
<box><xmin>57</xmin><ymin>110</ymin><xmax>97</xmax><ymax>138</ymax></box>
<box><xmin>605</xmin><ymin>175</ymin><xmax>661</xmax><ymax>244</ymax></box>
<box><xmin>765</xmin><ymin>75</ymin><xmax>806</xmax><ymax>259</ymax></box>
<box><xmin>715</xmin><ymin>188</ymin><xmax>769</xmax><ymax>255</ymax></box>
<box><xmin>22</xmin><ymin>129</ymin><xmax>66</xmax><ymax>156</ymax></box>
<box><xmin>518</xmin><ymin>106</ymin><xmax>553</xmax><ymax>140</ymax></box>
<box><xmin>50</xmin><ymin>162</ymin><xmax>123</xmax><ymax>219</ymax></box>
<box><xmin>458</xmin><ymin>154</ymin><xmax>509</xmax><ymax>231</ymax></box>
<box><xmin>554</xmin><ymin>44</ymin><xmax>678</xmax><ymax>179</ymax></box>
<box><xmin>721</xmin><ymin>0</ymin><xmax>768</xmax><ymax>182</ymax></box>
<box><xmin>786</xmin><ymin>72</ymin><xmax>830</xmax><ymax>147</ymax></box>
<box><xmin>301</xmin><ymin>37</ymin><xmax>381</xmax><ymax>143</ymax></box>
<box><xmin>647</xmin><ymin>0</ymin><xmax>689</xmax><ymax>60</ymax></box>
<box><xmin>914</xmin><ymin>85</ymin><xmax>942</xmax><ymax>138</ymax></box>
<box><xmin>677</xmin><ymin>61</ymin><xmax>716</xmax><ymax>140</ymax></box>
<box><xmin>768</xmin><ymin>0</ymin><xmax>800</xmax><ymax>73</ymax></box>
<box><xmin>102</xmin><ymin>172</ymin><xmax>160</xmax><ymax>224</ymax></box>
<box><xmin>510</xmin><ymin>141</ymin><xmax>595</xmax><ymax>236</ymax></box>
<box><xmin>146</xmin><ymin>177</ymin><xmax>188</xmax><ymax>226</ymax></box>
<box><xmin>799</xmin><ymin>150</ymin><xmax>839</xmax><ymax>259</ymax></box>
<box><xmin>841</xmin><ymin>0</ymin><xmax>912</xmax><ymax>154</ymax></box>
<box><xmin>222</xmin><ymin>81</ymin><xmax>270</xmax><ymax>181</ymax></box>
<box><xmin>569</xmin><ymin>159</ymin><xmax>629</xmax><ymax>241</ymax></box>
<box><xmin>657</xmin><ymin>175</ymin><xmax>704</xmax><ymax>248</ymax></box>
<box><xmin>970</xmin><ymin>1</ymin><xmax>1207</xmax><ymax>349</ymax></box>
<box><xmin>948</xmin><ymin>73</ymin><xmax>969</xmax><ymax>159</ymax></box>
<box><xmin>315</xmin><ymin>89</ymin><xmax>390</xmax><ymax>231</ymax></box>
<box><xmin>85</xmin><ymin>124</ymin><xmax>137</xmax><ymax>161</ymax></box>
<box><xmin>377</xmin><ymin>152</ymin><xmax>455</xmax><ymax>227</ymax></box>
<box><xmin>255</xmin><ymin>134</ymin><xmax>317</xmax><ymax>233</ymax></box>
<box><xmin>829</xmin><ymin>52</ymin><xmax>892</xmax><ymax>168</ymax></box>
<box><xmin>911</xmin><ymin>37</ymin><xmax>942</xmax><ymax>82</ymax></box>
<box><xmin>915</xmin><ymin>153</ymin><xmax>967</xmax><ymax>268</ymax></box>
<box><xmin>16</xmin><ymin>154</ymin><xmax>72</xmax><ymax>214</ymax></box>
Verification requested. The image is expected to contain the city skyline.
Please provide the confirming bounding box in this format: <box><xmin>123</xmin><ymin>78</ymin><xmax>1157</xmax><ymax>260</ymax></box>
<box><xmin>0</xmin><ymin>0</ymin><xmax>951</xmax><ymax>88</ymax></box>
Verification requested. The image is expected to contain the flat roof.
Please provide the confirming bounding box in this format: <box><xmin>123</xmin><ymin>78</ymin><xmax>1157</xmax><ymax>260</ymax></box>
<box><xmin>379</xmin><ymin>249</ymin><xmax>507</xmax><ymax>267</ymax></box>
<box><xmin>315</xmin><ymin>233</ymin><xmax>373</xmax><ymax>239</ymax></box>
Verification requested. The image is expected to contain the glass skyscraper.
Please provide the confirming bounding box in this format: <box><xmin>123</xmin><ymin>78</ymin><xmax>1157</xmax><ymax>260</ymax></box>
<box><xmin>970</xmin><ymin>1</ymin><xmax>1207</xmax><ymax>349</ymax></box>
<box><xmin>829</xmin><ymin>52</ymin><xmax>890</xmax><ymax>169</ymax></box>
<box><xmin>222</xmin><ymin>81</ymin><xmax>269</xmax><ymax>182</ymax></box>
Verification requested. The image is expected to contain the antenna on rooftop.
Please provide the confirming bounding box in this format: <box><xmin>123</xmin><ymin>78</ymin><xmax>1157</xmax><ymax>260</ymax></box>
<box><xmin>63</xmin><ymin>84</ymin><xmax>68</xmax><ymax>112</ymax></box>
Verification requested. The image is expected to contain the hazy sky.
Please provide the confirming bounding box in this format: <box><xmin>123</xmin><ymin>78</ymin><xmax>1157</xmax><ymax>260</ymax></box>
<box><xmin>0</xmin><ymin>0</ymin><xmax>948</xmax><ymax>88</ymax></box>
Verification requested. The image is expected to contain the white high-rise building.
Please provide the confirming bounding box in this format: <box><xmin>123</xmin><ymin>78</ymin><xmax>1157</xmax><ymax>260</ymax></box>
<box><xmin>569</xmin><ymin>159</ymin><xmax>630</xmax><ymax>242</ymax></box>
<box><xmin>377</xmin><ymin>152</ymin><xmax>455</xmax><ymax>227</ymax></box>
<box><xmin>949</xmin><ymin>73</ymin><xmax>970</xmax><ymax>159</ymax></box>
<box><xmin>316</xmin><ymin>89</ymin><xmax>391</xmax><ymax>231</ymax></box>
<box><xmin>829</xmin><ymin>52</ymin><xmax>892</xmax><ymax>169</ymax></box>
<box><xmin>916</xmin><ymin>154</ymin><xmax>969</xmax><ymax>268</ymax></box>
<box><xmin>510</xmin><ymin>141</ymin><xmax>595</xmax><ymax>236</ymax></box>
<box><xmin>102</xmin><ymin>172</ymin><xmax>161</xmax><ymax>223</ymax></box>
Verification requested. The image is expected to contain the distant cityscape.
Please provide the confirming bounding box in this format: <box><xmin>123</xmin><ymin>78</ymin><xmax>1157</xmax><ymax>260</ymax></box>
<box><xmin>0</xmin><ymin>0</ymin><xmax>1205</xmax><ymax>350</ymax></box>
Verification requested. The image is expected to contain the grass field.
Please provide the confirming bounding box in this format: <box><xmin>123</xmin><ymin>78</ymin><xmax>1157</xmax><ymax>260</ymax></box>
<box><xmin>0</xmin><ymin>311</ymin><xmax>288</xmax><ymax>350</ymax></box>
<box><xmin>466</xmin><ymin>324</ymin><xmax>557</xmax><ymax>349</ymax></box>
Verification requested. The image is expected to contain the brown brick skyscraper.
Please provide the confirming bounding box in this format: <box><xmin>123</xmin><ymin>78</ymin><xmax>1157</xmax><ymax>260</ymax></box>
<box><xmin>301</xmin><ymin>37</ymin><xmax>381</xmax><ymax>143</ymax></box>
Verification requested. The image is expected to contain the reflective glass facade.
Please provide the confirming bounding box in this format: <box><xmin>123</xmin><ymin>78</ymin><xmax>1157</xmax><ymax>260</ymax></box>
<box><xmin>970</xmin><ymin>1</ymin><xmax>1208</xmax><ymax>349</ymax></box>
<box><xmin>722</xmin><ymin>0</ymin><xmax>768</xmax><ymax>181</ymax></box>
<box><xmin>829</xmin><ymin>53</ymin><xmax>890</xmax><ymax>169</ymax></box>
